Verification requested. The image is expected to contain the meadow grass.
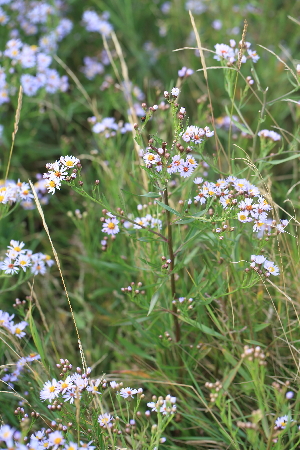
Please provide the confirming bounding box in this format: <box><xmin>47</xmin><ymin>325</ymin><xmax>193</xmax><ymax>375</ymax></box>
<box><xmin>1</xmin><ymin>0</ymin><xmax>300</xmax><ymax>449</ymax></box>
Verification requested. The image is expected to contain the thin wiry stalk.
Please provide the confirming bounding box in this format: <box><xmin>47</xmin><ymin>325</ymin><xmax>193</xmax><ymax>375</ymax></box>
<box><xmin>164</xmin><ymin>187</ymin><xmax>180</xmax><ymax>344</ymax></box>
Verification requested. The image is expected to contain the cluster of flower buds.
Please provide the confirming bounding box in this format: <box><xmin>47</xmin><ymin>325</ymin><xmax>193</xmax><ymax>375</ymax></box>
<box><xmin>147</xmin><ymin>394</ymin><xmax>177</xmax><ymax>415</ymax></box>
<box><xmin>56</xmin><ymin>358</ymin><xmax>73</xmax><ymax>374</ymax></box>
<box><xmin>272</xmin><ymin>380</ymin><xmax>291</xmax><ymax>395</ymax></box>
<box><xmin>205</xmin><ymin>380</ymin><xmax>223</xmax><ymax>403</ymax></box>
<box><xmin>172</xmin><ymin>296</ymin><xmax>194</xmax><ymax>312</ymax></box>
<box><xmin>236</xmin><ymin>420</ymin><xmax>258</xmax><ymax>430</ymax></box>
<box><xmin>212</xmin><ymin>222</ymin><xmax>235</xmax><ymax>240</ymax></box>
<box><xmin>161</xmin><ymin>256</ymin><xmax>172</xmax><ymax>269</ymax></box>
<box><xmin>241</xmin><ymin>345</ymin><xmax>267</xmax><ymax>365</ymax></box>
<box><xmin>121</xmin><ymin>281</ymin><xmax>145</xmax><ymax>296</ymax></box>
<box><xmin>158</xmin><ymin>331</ymin><xmax>173</xmax><ymax>342</ymax></box>
<box><xmin>14</xmin><ymin>407</ymin><xmax>29</xmax><ymax>421</ymax></box>
<box><xmin>246</xmin><ymin>75</ymin><xmax>254</xmax><ymax>85</ymax></box>
<box><xmin>164</xmin><ymin>87</ymin><xmax>180</xmax><ymax>98</ymax></box>
<box><xmin>12</xmin><ymin>298</ymin><xmax>27</xmax><ymax>308</ymax></box>
<box><xmin>47</xmin><ymin>399</ymin><xmax>64</xmax><ymax>412</ymax></box>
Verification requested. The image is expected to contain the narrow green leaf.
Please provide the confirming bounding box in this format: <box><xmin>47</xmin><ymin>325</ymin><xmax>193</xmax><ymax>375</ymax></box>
<box><xmin>262</xmin><ymin>153</ymin><xmax>300</xmax><ymax>165</ymax></box>
<box><xmin>178</xmin><ymin>315</ymin><xmax>226</xmax><ymax>340</ymax></box>
<box><xmin>155</xmin><ymin>200</ymin><xmax>182</xmax><ymax>217</ymax></box>
<box><xmin>254</xmin><ymin>323</ymin><xmax>271</xmax><ymax>332</ymax></box>
<box><xmin>29</xmin><ymin>312</ymin><xmax>46</xmax><ymax>366</ymax></box>
<box><xmin>148</xmin><ymin>290</ymin><xmax>160</xmax><ymax>315</ymax></box>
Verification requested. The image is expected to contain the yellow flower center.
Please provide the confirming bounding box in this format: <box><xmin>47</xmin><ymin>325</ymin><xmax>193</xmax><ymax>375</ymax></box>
<box><xmin>54</xmin><ymin>438</ymin><xmax>62</xmax><ymax>445</ymax></box>
<box><xmin>49</xmin><ymin>386</ymin><xmax>56</xmax><ymax>393</ymax></box>
<box><xmin>240</xmin><ymin>215</ymin><xmax>247</xmax><ymax>221</ymax></box>
<box><xmin>107</xmin><ymin>222</ymin><xmax>115</xmax><ymax>229</ymax></box>
<box><xmin>14</xmin><ymin>246</ymin><xmax>21</xmax><ymax>252</ymax></box>
<box><xmin>49</xmin><ymin>180</ymin><xmax>56</xmax><ymax>188</ymax></box>
<box><xmin>15</xmin><ymin>327</ymin><xmax>21</xmax><ymax>334</ymax></box>
<box><xmin>65</xmin><ymin>160</ymin><xmax>74</xmax><ymax>166</ymax></box>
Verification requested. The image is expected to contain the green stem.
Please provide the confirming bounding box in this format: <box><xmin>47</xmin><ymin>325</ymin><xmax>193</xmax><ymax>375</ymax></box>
<box><xmin>163</xmin><ymin>188</ymin><xmax>180</xmax><ymax>343</ymax></box>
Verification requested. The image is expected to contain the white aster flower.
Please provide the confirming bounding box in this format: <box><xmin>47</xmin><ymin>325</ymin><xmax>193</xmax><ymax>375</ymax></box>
<box><xmin>119</xmin><ymin>387</ymin><xmax>138</xmax><ymax>398</ymax></box>
<box><xmin>40</xmin><ymin>379</ymin><xmax>60</xmax><ymax>402</ymax></box>
<box><xmin>275</xmin><ymin>415</ymin><xmax>292</xmax><ymax>429</ymax></box>
<box><xmin>171</xmin><ymin>87</ymin><xmax>180</xmax><ymax>96</ymax></box>
<box><xmin>59</xmin><ymin>155</ymin><xmax>80</xmax><ymax>168</ymax></box>
<box><xmin>86</xmin><ymin>379</ymin><xmax>102</xmax><ymax>395</ymax></box>
<box><xmin>48</xmin><ymin>431</ymin><xmax>65</xmax><ymax>450</ymax></box>
<box><xmin>102</xmin><ymin>217</ymin><xmax>120</xmax><ymax>235</ymax></box>
<box><xmin>98</xmin><ymin>413</ymin><xmax>113</xmax><ymax>427</ymax></box>
<box><xmin>264</xmin><ymin>260</ymin><xmax>280</xmax><ymax>276</ymax></box>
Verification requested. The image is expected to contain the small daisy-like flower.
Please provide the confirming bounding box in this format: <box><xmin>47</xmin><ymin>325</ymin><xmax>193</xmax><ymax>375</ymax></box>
<box><xmin>0</xmin><ymin>258</ymin><xmax>20</xmax><ymax>274</ymax></box>
<box><xmin>179</xmin><ymin>162</ymin><xmax>195</xmax><ymax>178</ymax></box>
<box><xmin>10</xmin><ymin>321</ymin><xmax>28</xmax><ymax>338</ymax></box>
<box><xmin>237</xmin><ymin>211</ymin><xmax>251</xmax><ymax>223</ymax></box>
<box><xmin>45</xmin><ymin>161</ymin><xmax>68</xmax><ymax>181</ymax></box>
<box><xmin>185</xmin><ymin>156</ymin><xmax>198</xmax><ymax>168</ymax></box>
<box><xmin>264</xmin><ymin>260</ymin><xmax>280</xmax><ymax>276</ymax></box>
<box><xmin>48</xmin><ymin>431</ymin><xmax>65</xmax><ymax>449</ymax></box>
<box><xmin>275</xmin><ymin>415</ymin><xmax>292</xmax><ymax>429</ymax></box>
<box><xmin>194</xmin><ymin>190</ymin><xmax>207</xmax><ymax>204</ymax></box>
<box><xmin>40</xmin><ymin>379</ymin><xmax>60</xmax><ymax>402</ymax></box>
<box><xmin>58</xmin><ymin>376</ymin><xmax>74</xmax><ymax>394</ymax></box>
<box><xmin>17</xmin><ymin>254</ymin><xmax>31</xmax><ymax>272</ymax></box>
<box><xmin>143</xmin><ymin>152</ymin><xmax>159</xmax><ymax>166</ymax></box>
<box><xmin>87</xmin><ymin>379</ymin><xmax>102</xmax><ymax>395</ymax></box>
<box><xmin>247</xmin><ymin>48</ymin><xmax>260</xmax><ymax>63</ymax></box>
<box><xmin>250</xmin><ymin>255</ymin><xmax>266</xmax><ymax>266</ymax></box>
<box><xmin>62</xmin><ymin>389</ymin><xmax>81</xmax><ymax>404</ymax></box>
<box><xmin>194</xmin><ymin>177</ymin><xmax>203</xmax><ymax>184</ymax></box>
<box><xmin>214</xmin><ymin>43</ymin><xmax>235</xmax><ymax>61</ymax></box>
<box><xmin>147</xmin><ymin>401</ymin><xmax>157</xmax><ymax>411</ymax></box>
<box><xmin>0</xmin><ymin>425</ymin><xmax>15</xmax><ymax>445</ymax></box>
<box><xmin>79</xmin><ymin>441</ymin><xmax>95</xmax><ymax>450</ymax></box>
<box><xmin>8</xmin><ymin>240</ymin><xmax>26</xmax><ymax>255</ymax></box>
<box><xmin>59</xmin><ymin>155</ymin><xmax>80</xmax><ymax>168</ymax></box>
<box><xmin>31</xmin><ymin>261</ymin><xmax>47</xmax><ymax>276</ymax></box>
<box><xmin>98</xmin><ymin>413</ymin><xmax>113</xmax><ymax>427</ymax></box>
<box><xmin>171</xmin><ymin>87</ymin><xmax>180</xmax><ymax>97</ymax></box>
<box><xmin>119</xmin><ymin>387</ymin><xmax>138</xmax><ymax>398</ymax></box>
<box><xmin>102</xmin><ymin>216</ymin><xmax>120</xmax><ymax>235</ymax></box>
<box><xmin>46</xmin><ymin>178</ymin><xmax>61</xmax><ymax>195</ymax></box>
<box><xmin>26</xmin><ymin>353</ymin><xmax>41</xmax><ymax>362</ymax></box>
